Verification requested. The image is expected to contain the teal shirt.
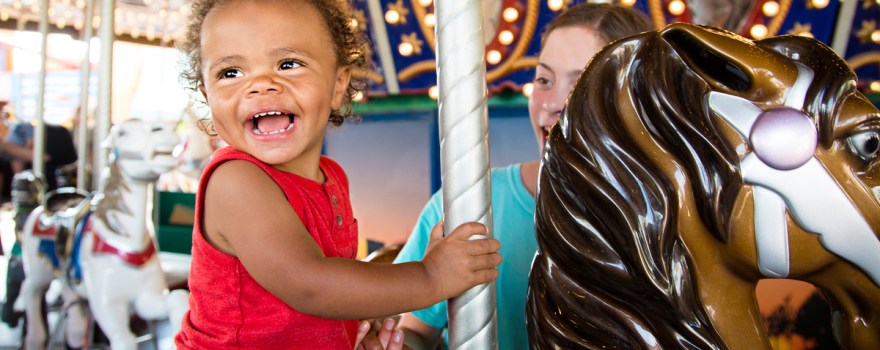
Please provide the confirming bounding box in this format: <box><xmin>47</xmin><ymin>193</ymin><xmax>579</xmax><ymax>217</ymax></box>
<box><xmin>394</xmin><ymin>163</ymin><xmax>537</xmax><ymax>349</ymax></box>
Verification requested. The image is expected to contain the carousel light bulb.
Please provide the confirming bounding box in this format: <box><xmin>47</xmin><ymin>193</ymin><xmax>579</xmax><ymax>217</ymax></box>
<box><xmin>522</xmin><ymin>82</ymin><xmax>534</xmax><ymax>97</ymax></box>
<box><xmin>810</xmin><ymin>0</ymin><xmax>829</xmax><ymax>9</ymax></box>
<box><xmin>57</xmin><ymin>19</ymin><xmax>66</xmax><ymax>29</ymax></box>
<box><xmin>418</xmin><ymin>0</ymin><xmax>433</xmax><ymax>7</ymax></box>
<box><xmin>62</xmin><ymin>0</ymin><xmax>70</xmax><ymax>5</ymax></box>
<box><xmin>547</xmin><ymin>0</ymin><xmax>565</xmax><ymax>12</ymax></box>
<box><xmin>425</xmin><ymin>13</ymin><xmax>435</xmax><ymax>27</ymax></box>
<box><xmin>503</xmin><ymin>7</ymin><xmax>519</xmax><ymax>22</ymax></box>
<box><xmin>399</xmin><ymin>42</ymin><xmax>414</xmax><ymax>56</ymax></box>
<box><xmin>870</xmin><ymin>81</ymin><xmax>880</xmax><ymax>92</ymax></box>
<box><xmin>487</xmin><ymin>50</ymin><xmax>503</xmax><ymax>65</ymax></box>
<box><xmin>31</xmin><ymin>4</ymin><xmax>39</xmax><ymax>13</ymax></box>
<box><xmin>498</xmin><ymin>30</ymin><xmax>514</xmax><ymax>45</ymax></box>
<box><xmin>621</xmin><ymin>0</ymin><xmax>637</xmax><ymax>6</ymax></box>
<box><xmin>428</xmin><ymin>85</ymin><xmax>439</xmax><ymax>100</ymax></box>
<box><xmin>871</xmin><ymin>30</ymin><xmax>880</xmax><ymax>43</ymax></box>
<box><xmin>73</xmin><ymin>19</ymin><xmax>82</xmax><ymax>30</ymax></box>
<box><xmin>750</xmin><ymin>24</ymin><xmax>768</xmax><ymax>39</ymax></box>
<box><xmin>12</xmin><ymin>1</ymin><xmax>21</xmax><ymax>11</ymax></box>
<box><xmin>762</xmin><ymin>1</ymin><xmax>780</xmax><ymax>17</ymax></box>
<box><xmin>92</xmin><ymin>16</ymin><xmax>101</xmax><ymax>28</ymax></box>
<box><xmin>385</xmin><ymin>10</ymin><xmax>400</xmax><ymax>24</ymax></box>
<box><xmin>350</xmin><ymin>18</ymin><xmax>359</xmax><ymax>29</ymax></box>
<box><xmin>0</xmin><ymin>12</ymin><xmax>7</xmax><ymax>22</ymax></box>
<box><xmin>76</xmin><ymin>0</ymin><xmax>85</xmax><ymax>9</ymax></box>
<box><xmin>668</xmin><ymin>0</ymin><xmax>686</xmax><ymax>16</ymax></box>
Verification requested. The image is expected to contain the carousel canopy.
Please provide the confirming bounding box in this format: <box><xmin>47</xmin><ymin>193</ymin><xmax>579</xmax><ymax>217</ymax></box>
<box><xmin>0</xmin><ymin>0</ymin><xmax>878</xmax><ymax>103</ymax></box>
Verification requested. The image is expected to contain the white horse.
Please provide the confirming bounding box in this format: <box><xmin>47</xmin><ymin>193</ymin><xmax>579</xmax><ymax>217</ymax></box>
<box><xmin>17</xmin><ymin>119</ymin><xmax>190</xmax><ymax>350</ymax></box>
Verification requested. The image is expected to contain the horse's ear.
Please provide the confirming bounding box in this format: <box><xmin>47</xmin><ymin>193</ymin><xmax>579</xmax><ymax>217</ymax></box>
<box><xmin>659</xmin><ymin>23</ymin><xmax>798</xmax><ymax>99</ymax></box>
<box><xmin>100</xmin><ymin>128</ymin><xmax>118</xmax><ymax>150</ymax></box>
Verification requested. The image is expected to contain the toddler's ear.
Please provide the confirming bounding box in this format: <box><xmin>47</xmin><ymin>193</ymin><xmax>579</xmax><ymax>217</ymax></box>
<box><xmin>331</xmin><ymin>66</ymin><xmax>352</xmax><ymax>110</ymax></box>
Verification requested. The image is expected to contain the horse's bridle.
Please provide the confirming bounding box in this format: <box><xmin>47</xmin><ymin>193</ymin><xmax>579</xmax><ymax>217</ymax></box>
<box><xmin>708</xmin><ymin>63</ymin><xmax>880</xmax><ymax>287</ymax></box>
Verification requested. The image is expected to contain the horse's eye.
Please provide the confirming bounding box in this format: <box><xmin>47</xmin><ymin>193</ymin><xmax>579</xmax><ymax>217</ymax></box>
<box><xmin>847</xmin><ymin>130</ymin><xmax>880</xmax><ymax>161</ymax></box>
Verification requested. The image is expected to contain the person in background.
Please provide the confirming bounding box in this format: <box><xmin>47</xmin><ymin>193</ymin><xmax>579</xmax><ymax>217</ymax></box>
<box><xmin>174</xmin><ymin>0</ymin><xmax>501</xmax><ymax>348</ymax></box>
<box><xmin>392</xmin><ymin>3</ymin><xmax>653</xmax><ymax>349</ymax></box>
<box><xmin>0</xmin><ymin>101</ymin><xmax>13</xmax><ymax>203</ymax></box>
<box><xmin>0</xmin><ymin>117</ymin><xmax>78</xmax><ymax>191</ymax></box>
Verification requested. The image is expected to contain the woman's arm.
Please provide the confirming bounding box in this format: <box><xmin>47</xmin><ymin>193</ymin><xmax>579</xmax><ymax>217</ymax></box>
<box><xmin>203</xmin><ymin>160</ymin><xmax>501</xmax><ymax>320</ymax></box>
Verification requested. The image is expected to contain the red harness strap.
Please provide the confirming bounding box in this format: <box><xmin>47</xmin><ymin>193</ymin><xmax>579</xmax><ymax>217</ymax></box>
<box><xmin>31</xmin><ymin>210</ymin><xmax>57</xmax><ymax>238</ymax></box>
<box><xmin>85</xmin><ymin>219</ymin><xmax>157</xmax><ymax>267</ymax></box>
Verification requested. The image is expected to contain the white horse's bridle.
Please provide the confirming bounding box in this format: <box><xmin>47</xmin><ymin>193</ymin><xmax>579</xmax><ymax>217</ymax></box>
<box><xmin>708</xmin><ymin>63</ymin><xmax>880</xmax><ymax>286</ymax></box>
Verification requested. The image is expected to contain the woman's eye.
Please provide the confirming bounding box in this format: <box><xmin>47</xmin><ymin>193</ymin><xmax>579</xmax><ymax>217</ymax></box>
<box><xmin>534</xmin><ymin>77</ymin><xmax>552</xmax><ymax>89</ymax></box>
<box><xmin>280</xmin><ymin>60</ymin><xmax>301</xmax><ymax>70</ymax></box>
<box><xmin>219</xmin><ymin>68</ymin><xmax>242</xmax><ymax>79</ymax></box>
<box><xmin>847</xmin><ymin>130</ymin><xmax>880</xmax><ymax>162</ymax></box>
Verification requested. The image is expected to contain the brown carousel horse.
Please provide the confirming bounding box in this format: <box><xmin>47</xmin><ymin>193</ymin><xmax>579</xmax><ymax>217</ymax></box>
<box><xmin>528</xmin><ymin>23</ymin><xmax>880</xmax><ymax>349</ymax></box>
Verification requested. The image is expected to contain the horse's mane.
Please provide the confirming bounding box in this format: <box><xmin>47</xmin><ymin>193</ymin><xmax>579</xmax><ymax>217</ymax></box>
<box><xmin>527</xmin><ymin>26</ymin><xmax>850</xmax><ymax>349</ymax></box>
<box><xmin>93</xmin><ymin>157</ymin><xmax>132</xmax><ymax>236</ymax></box>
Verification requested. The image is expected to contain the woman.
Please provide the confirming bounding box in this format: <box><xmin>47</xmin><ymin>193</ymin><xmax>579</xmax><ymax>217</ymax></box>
<box><xmin>392</xmin><ymin>3</ymin><xmax>653</xmax><ymax>349</ymax></box>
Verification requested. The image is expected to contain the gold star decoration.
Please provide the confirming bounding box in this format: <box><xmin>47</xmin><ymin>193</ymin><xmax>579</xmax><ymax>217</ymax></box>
<box><xmin>855</xmin><ymin>20</ymin><xmax>877</xmax><ymax>44</ymax></box>
<box><xmin>401</xmin><ymin>32</ymin><xmax>424</xmax><ymax>55</ymax></box>
<box><xmin>863</xmin><ymin>0</ymin><xmax>879</xmax><ymax>9</ymax></box>
<box><xmin>387</xmin><ymin>0</ymin><xmax>410</xmax><ymax>25</ymax></box>
<box><xmin>352</xmin><ymin>9</ymin><xmax>368</xmax><ymax>32</ymax></box>
<box><xmin>788</xmin><ymin>22</ymin><xmax>813</xmax><ymax>37</ymax></box>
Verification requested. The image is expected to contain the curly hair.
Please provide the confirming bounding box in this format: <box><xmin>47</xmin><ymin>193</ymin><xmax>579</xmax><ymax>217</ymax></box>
<box><xmin>178</xmin><ymin>0</ymin><xmax>372</xmax><ymax>127</ymax></box>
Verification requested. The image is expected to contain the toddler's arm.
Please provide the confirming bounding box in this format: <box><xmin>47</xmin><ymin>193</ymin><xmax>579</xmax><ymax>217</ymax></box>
<box><xmin>202</xmin><ymin>160</ymin><xmax>501</xmax><ymax>320</ymax></box>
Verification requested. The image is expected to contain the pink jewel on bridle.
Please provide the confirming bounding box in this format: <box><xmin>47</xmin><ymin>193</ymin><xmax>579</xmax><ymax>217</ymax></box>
<box><xmin>749</xmin><ymin>107</ymin><xmax>817</xmax><ymax>171</ymax></box>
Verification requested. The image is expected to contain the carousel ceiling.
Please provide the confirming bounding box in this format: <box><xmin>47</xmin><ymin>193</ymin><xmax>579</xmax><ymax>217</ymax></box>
<box><xmin>0</xmin><ymin>0</ymin><xmax>878</xmax><ymax>99</ymax></box>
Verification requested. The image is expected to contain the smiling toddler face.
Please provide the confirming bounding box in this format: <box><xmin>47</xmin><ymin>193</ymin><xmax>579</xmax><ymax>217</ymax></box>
<box><xmin>198</xmin><ymin>0</ymin><xmax>351</xmax><ymax>176</ymax></box>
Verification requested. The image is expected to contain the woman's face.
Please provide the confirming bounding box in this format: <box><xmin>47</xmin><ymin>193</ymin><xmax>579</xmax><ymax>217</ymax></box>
<box><xmin>528</xmin><ymin>26</ymin><xmax>605</xmax><ymax>153</ymax></box>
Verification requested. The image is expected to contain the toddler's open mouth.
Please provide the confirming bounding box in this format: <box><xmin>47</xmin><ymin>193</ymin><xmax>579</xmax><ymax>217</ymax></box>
<box><xmin>249</xmin><ymin>111</ymin><xmax>295</xmax><ymax>135</ymax></box>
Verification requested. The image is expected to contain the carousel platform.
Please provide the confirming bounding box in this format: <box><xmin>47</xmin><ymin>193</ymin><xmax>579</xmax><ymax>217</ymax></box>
<box><xmin>0</xmin><ymin>203</ymin><xmax>191</xmax><ymax>349</ymax></box>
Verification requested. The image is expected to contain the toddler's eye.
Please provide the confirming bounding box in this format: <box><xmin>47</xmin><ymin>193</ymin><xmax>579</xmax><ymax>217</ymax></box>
<box><xmin>847</xmin><ymin>130</ymin><xmax>880</xmax><ymax>162</ymax></box>
<box><xmin>219</xmin><ymin>68</ymin><xmax>242</xmax><ymax>79</ymax></box>
<box><xmin>280</xmin><ymin>60</ymin><xmax>302</xmax><ymax>70</ymax></box>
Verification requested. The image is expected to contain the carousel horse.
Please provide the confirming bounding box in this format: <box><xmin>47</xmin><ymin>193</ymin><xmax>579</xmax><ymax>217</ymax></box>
<box><xmin>1</xmin><ymin>170</ymin><xmax>47</xmax><ymax>328</ymax></box>
<box><xmin>528</xmin><ymin>23</ymin><xmax>880</xmax><ymax>349</ymax></box>
<box><xmin>17</xmin><ymin>119</ymin><xmax>190</xmax><ymax>350</ymax></box>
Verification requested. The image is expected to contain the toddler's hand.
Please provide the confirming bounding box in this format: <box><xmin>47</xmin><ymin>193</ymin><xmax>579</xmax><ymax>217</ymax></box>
<box><xmin>421</xmin><ymin>221</ymin><xmax>501</xmax><ymax>300</ymax></box>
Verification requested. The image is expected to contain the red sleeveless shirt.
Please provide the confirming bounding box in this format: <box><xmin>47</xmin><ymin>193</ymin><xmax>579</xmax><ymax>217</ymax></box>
<box><xmin>175</xmin><ymin>147</ymin><xmax>359</xmax><ymax>349</ymax></box>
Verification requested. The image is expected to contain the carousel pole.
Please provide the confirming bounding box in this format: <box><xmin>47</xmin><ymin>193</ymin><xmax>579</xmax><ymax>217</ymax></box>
<box><xmin>77</xmin><ymin>0</ymin><xmax>96</xmax><ymax>191</ymax></box>
<box><xmin>94</xmin><ymin>0</ymin><xmax>115</xmax><ymax>189</ymax></box>
<box><xmin>434</xmin><ymin>0</ymin><xmax>497</xmax><ymax>349</ymax></box>
<box><xmin>33</xmin><ymin>0</ymin><xmax>50</xmax><ymax>181</ymax></box>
